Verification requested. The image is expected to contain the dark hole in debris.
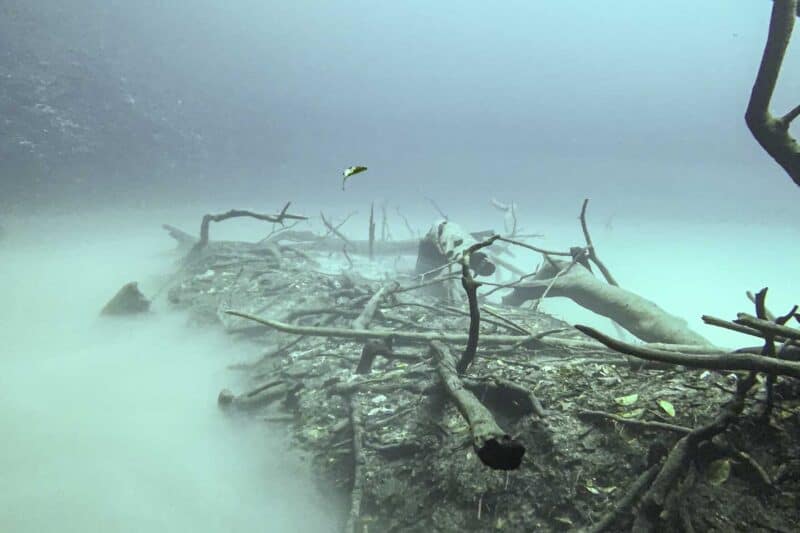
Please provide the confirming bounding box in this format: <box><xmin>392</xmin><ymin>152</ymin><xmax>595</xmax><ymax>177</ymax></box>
<box><xmin>477</xmin><ymin>435</ymin><xmax>525</xmax><ymax>470</ymax></box>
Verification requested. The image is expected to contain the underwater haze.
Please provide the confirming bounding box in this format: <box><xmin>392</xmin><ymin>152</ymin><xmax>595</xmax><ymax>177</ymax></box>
<box><xmin>1</xmin><ymin>0</ymin><xmax>798</xmax><ymax>218</ymax></box>
<box><xmin>1</xmin><ymin>1</ymin><xmax>799</xmax><ymax>532</ymax></box>
<box><xmin>0</xmin><ymin>213</ymin><xmax>336</xmax><ymax>532</ymax></box>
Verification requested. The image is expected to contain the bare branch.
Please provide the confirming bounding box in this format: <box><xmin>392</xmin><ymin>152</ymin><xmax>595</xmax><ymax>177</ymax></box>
<box><xmin>430</xmin><ymin>340</ymin><xmax>525</xmax><ymax>470</ymax></box>
<box><xmin>745</xmin><ymin>0</ymin><xmax>800</xmax><ymax>186</ymax></box>
<box><xmin>320</xmin><ymin>212</ymin><xmax>352</xmax><ymax>245</ymax></box>
<box><xmin>781</xmin><ymin>102</ymin><xmax>800</xmax><ymax>125</ymax></box>
<box><xmin>496</xmin><ymin>236</ymin><xmax>572</xmax><ymax>257</ymax></box>
<box><xmin>579</xmin><ymin>198</ymin><xmax>619</xmax><ymax>286</ymax></box>
<box><xmin>574</xmin><ymin>324</ymin><xmax>800</xmax><ymax>378</ymax></box>
<box><xmin>193</xmin><ymin>204</ymin><xmax>307</xmax><ymax>250</ymax></box>
<box><xmin>735</xmin><ymin>312</ymin><xmax>800</xmax><ymax>341</ymax></box>
<box><xmin>456</xmin><ymin>235</ymin><xmax>500</xmax><ymax>373</ymax></box>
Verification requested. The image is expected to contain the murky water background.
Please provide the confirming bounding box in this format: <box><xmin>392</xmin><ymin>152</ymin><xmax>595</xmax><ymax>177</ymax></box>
<box><xmin>0</xmin><ymin>211</ymin><xmax>335</xmax><ymax>533</ymax></box>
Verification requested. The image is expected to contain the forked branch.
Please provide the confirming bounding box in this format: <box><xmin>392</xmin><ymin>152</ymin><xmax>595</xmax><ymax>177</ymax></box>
<box><xmin>194</xmin><ymin>203</ymin><xmax>307</xmax><ymax>251</ymax></box>
<box><xmin>746</xmin><ymin>0</ymin><xmax>800</xmax><ymax>186</ymax></box>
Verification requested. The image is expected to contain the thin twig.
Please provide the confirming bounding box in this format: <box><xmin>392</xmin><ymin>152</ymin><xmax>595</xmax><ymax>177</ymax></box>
<box><xmin>578</xmin><ymin>409</ymin><xmax>691</xmax><ymax>434</ymax></box>
<box><xmin>426</xmin><ymin>197</ymin><xmax>448</xmax><ymax>219</ymax></box>
<box><xmin>496</xmin><ymin>236</ymin><xmax>572</xmax><ymax>257</ymax></box>
<box><xmin>320</xmin><ymin>212</ymin><xmax>352</xmax><ymax>245</ymax></box>
<box><xmin>579</xmin><ymin>198</ymin><xmax>618</xmax><ymax>286</ymax></box>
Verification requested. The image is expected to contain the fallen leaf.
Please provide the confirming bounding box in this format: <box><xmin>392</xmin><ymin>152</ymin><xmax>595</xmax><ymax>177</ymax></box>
<box><xmin>658</xmin><ymin>399</ymin><xmax>676</xmax><ymax>417</ymax></box>
<box><xmin>707</xmin><ymin>459</ymin><xmax>731</xmax><ymax>486</ymax></box>
<box><xmin>614</xmin><ymin>393</ymin><xmax>639</xmax><ymax>406</ymax></box>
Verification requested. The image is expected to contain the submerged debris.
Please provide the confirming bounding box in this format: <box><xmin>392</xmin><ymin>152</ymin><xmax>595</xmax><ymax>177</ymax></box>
<box><xmin>158</xmin><ymin>206</ymin><xmax>800</xmax><ymax>532</ymax></box>
<box><xmin>101</xmin><ymin>281</ymin><xmax>150</xmax><ymax>315</ymax></box>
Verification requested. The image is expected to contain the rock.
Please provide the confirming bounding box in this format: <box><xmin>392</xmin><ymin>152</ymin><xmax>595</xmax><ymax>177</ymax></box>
<box><xmin>100</xmin><ymin>282</ymin><xmax>150</xmax><ymax>315</ymax></box>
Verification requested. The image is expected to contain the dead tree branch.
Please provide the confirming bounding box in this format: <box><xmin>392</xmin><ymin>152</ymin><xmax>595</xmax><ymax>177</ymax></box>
<box><xmin>225</xmin><ymin>310</ymin><xmax>534</xmax><ymax>346</ymax></box>
<box><xmin>579</xmin><ymin>198</ymin><xmax>618</xmax><ymax>286</ymax></box>
<box><xmin>396</xmin><ymin>207</ymin><xmax>417</xmax><ymax>239</ymax></box>
<box><xmin>745</xmin><ymin>0</ymin><xmax>800</xmax><ymax>187</ymax></box>
<box><xmin>457</xmin><ymin>235</ymin><xmax>500</xmax><ymax>374</ymax></box>
<box><xmin>496</xmin><ymin>236</ymin><xmax>572</xmax><ymax>257</ymax></box>
<box><xmin>632</xmin><ymin>373</ymin><xmax>757</xmax><ymax>531</ymax></box>
<box><xmin>225</xmin><ymin>309</ymin><xmax>726</xmax><ymax>358</ymax></box>
<box><xmin>368</xmin><ymin>203</ymin><xmax>376</xmax><ymax>260</ymax></box>
<box><xmin>192</xmin><ymin>203</ymin><xmax>307</xmax><ymax>252</ymax></box>
<box><xmin>355</xmin><ymin>339</ymin><xmax>394</xmax><ymax>374</ymax></box>
<box><xmin>574</xmin><ymin>325</ymin><xmax>800</xmax><ymax>378</ymax></box>
<box><xmin>702</xmin><ymin>314</ymin><xmax>783</xmax><ymax>341</ymax></box>
<box><xmin>430</xmin><ymin>340</ymin><xmax>525</xmax><ymax>470</ymax></box>
<box><xmin>426</xmin><ymin>197</ymin><xmax>448</xmax><ymax>220</ymax></box>
<box><xmin>380</xmin><ymin>202</ymin><xmax>392</xmax><ymax>241</ymax></box>
<box><xmin>506</xmin><ymin>261</ymin><xmax>711</xmax><ymax>345</ymax></box>
<box><xmin>584</xmin><ymin>464</ymin><xmax>660</xmax><ymax>533</ymax></box>
<box><xmin>320</xmin><ymin>212</ymin><xmax>352</xmax><ymax>246</ymax></box>
<box><xmin>352</xmin><ymin>284</ymin><xmax>394</xmax><ymax>330</ymax></box>
<box><xmin>736</xmin><ymin>312</ymin><xmax>800</xmax><ymax>341</ymax></box>
<box><xmin>578</xmin><ymin>409</ymin><xmax>691</xmax><ymax>435</ymax></box>
<box><xmin>162</xmin><ymin>224</ymin><xmax>196</xmax><ymax>247</ymax></box>
<box><xmin>345</xmin><ymin>394</ymin><xmax>366</xmax><ymax>533</ymax></box>
<box><xmin>217</xmin><ymin>380</ymin><xmax>298</xmax><ymax>411</ymax></box>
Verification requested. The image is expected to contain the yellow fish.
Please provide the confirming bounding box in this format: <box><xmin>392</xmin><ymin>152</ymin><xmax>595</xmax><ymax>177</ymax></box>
<box><xmin>342</xmin><ymin>166</ymin><xmax>367</xmax><ymax>190</ymax></box>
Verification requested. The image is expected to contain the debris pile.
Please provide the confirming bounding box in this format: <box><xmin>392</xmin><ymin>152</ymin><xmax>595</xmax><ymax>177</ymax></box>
<box><xmin>158</xmin><ymin>202</ymin><xmax>800</xmax><ymax>532</ymax></box>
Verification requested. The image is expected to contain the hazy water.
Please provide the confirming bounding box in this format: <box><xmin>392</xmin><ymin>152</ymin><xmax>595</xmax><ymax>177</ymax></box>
<box><xmin>0</xmin><ymin>212</ymin><xmax>335</xmax><ymax>533</ymax></box>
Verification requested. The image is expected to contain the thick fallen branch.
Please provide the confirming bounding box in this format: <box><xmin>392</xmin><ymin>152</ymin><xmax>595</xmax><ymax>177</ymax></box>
<box><xmin>217</xmin><ymin>380</ymin><xmax>297</xmax><ymax>410</ymax></box>
<box><xmin>745</xmin><ymin>0</ymin><xmax>800</xmax><ymax>187</ymax></box>
<box><xmin>161</xmin><ymin>224</ymin><xmax>197</xmax><ymax>247</ymax></box>
<box><xmin>430</xmin><ymin>341</ymin><xmax>525</xmax><ymax>470</ymax></box>
<box><xmin>575</xmin><ymin>325</ymin><xmax>800</xmax><ymax>378</ymax></box>
<box><xmin>352</xmin><ymin>284</ymin><xmax>393</xmax><ymax>330</ymax></box>
<box><xmin>505</xmin><ymin>261</ymin><xmax>711</xmax><ymax>345</ymax></box>
<box><xmin>345</xmin><ymin>394</ymin><xmax>366</xmax><ymax>533</ymax></box>
<box><xmin>470</xmin><ymin>376</ymin><xmax>547</xmax><ymax>419</ymax></box>
<box><xmin>531</xmin><ymin>252</ymin><xmax>582</xmax><ymax>312</ymax></box>
<box><xmin>355</xmin><ymin>339</ymin><xmax>398</xmax><ymax>374</ymax></box>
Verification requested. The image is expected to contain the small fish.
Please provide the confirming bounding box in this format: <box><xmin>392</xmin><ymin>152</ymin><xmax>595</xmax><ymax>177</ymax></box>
<box><xmin>342</xmin><ymin>166</ymin><xmax>367</xmax><ymax>190</ymax></box>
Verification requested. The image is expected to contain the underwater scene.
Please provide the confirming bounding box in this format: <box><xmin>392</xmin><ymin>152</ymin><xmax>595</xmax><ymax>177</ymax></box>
<box><xmin>1</xmin><ymin>1</ymin><xmax>799</xmax><ymax>532</ymax></box>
